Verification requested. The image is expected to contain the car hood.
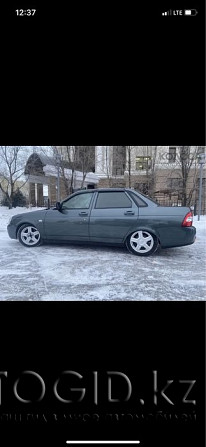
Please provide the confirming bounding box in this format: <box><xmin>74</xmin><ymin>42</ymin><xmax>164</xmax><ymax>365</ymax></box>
<box><xmin>11</xmin><ymin>209</ymin><xmax>48</xmax><ymax>221</ymax></box>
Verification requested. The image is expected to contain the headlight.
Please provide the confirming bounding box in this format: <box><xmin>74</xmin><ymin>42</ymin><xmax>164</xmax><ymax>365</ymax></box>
<box><xmin>8</xmin><ymin>217</ymin><xmax>13</xmax><ymax>225</ymax></box>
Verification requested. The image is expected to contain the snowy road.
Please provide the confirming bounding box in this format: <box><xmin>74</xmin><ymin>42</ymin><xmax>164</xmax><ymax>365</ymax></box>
<box><xmin>0</xmin><ymin>207</ymin><xmax>205</xmax><ymax>301</ymax></box>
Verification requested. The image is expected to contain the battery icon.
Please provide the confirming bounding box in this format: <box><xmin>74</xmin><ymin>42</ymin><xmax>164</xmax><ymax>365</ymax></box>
<box><xmin>184</xmin><ymin>9</ymin><xmax>198</xmax><ymax>15</ymax></box>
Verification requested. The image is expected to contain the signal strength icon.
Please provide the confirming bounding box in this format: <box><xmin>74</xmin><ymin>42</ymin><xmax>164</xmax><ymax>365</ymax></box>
<box><xmin>162</xmin><ymin>9</ymin><xmax>198</xmax><ymax>16</ymax></box>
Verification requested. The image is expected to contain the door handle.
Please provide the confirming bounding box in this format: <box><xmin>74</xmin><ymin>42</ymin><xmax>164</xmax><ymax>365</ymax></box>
<box><xmin>79</xmin><ymin>212</ymin><xmax>88</xmax><ymax>216</ymax></box>
<box><xmin>124</xmin><ymin>211</ymin><xmax>135</xmax><ymax>215</ymax></box>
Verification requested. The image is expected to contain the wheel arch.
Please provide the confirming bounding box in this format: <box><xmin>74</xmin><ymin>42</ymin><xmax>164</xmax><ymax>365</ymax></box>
<box><xmin>123</xmin><ymin>226</ymin><xmax>161</xmax><ymax>245</ymax></box>
<box><xmin>16</xmin><ymin>221</ymin><xmax>43</xmax><ymax>239</ymax></box>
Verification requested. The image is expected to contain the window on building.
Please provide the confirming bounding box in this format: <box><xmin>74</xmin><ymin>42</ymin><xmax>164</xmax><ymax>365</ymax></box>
<box><xmin>136</xmin><ymin>157</ymin><xmax>151</xmax><ymax>170</ymax></box>
<box><xmin>168</xmin><ymin>147</ymin><xmax>176</xmax><ymax>163</ymax></box>
<box><xmin>167</xmin><ymin>178</ymin><xmax>183</xmax><ymax>189</ymax></box>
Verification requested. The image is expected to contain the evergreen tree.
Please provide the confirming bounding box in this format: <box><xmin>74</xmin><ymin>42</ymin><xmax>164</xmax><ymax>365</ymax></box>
<box><xmin>2</xmin><ymin>188</ymin><xmax>26</xmax><ymax>208</ymax></box>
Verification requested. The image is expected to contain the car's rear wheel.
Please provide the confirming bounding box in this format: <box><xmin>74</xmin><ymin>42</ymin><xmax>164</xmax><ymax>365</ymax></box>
<box><xmin>17</xmin><ymin>224</ymin><xmax>42</xmax><ymax>247</ymax></box>
<box><xmin>126</xmin><ymin>230</ymin><xmax>159</xmax><ymax>256</ymax></box>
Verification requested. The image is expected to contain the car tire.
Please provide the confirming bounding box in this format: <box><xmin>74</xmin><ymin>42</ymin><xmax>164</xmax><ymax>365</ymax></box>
<box><xmin>126</xmin><ymin>230</ymin><xmax>159</xmax><ymax>256</ymax></box>
<box><xmin>17</xmin><ymin>224</ymin><xmax>43</xmax><ymax>247</ymax></box>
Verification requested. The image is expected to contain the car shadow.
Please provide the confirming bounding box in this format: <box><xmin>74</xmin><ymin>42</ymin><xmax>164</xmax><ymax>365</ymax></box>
<box><xmin>43</xmin><ymin>242</ymin><xmax>128</xmax><ymax>255</ymax></box>
<box><xmin>42</xmin><ymin>242</ymin><xmax>188</xmax><ymax>258</ymax></box>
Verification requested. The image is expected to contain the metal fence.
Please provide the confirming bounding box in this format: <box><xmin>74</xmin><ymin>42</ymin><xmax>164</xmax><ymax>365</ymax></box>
<box><xmin>155</xmin><ymin>198</ymin><xmax>183</xmax><ymax>207</ymax></box>
<box><xmin>25</xmin><ymin>199</ymin><xmax>56</xmax><ymax>209</ymax></box>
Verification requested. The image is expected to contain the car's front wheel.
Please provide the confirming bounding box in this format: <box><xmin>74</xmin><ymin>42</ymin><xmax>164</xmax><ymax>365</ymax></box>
<box><xmin>17</xmin><ymin>224</ymin><xmax>42</xmax><ymax>247</ymax></box>
<box><xmin>126</xmin><ymin>230</ymin><xmax>159</xmax><ymax>256</ymax></box>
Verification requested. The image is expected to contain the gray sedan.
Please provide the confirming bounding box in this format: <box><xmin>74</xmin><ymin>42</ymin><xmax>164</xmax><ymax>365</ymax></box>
<box><xmin>7</xmin><ymin>188</ymin><xmax>196</xmax><ymax>256</ymax></box>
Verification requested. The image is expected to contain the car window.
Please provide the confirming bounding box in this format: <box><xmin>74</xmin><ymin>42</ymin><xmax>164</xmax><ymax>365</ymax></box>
<box><xmin>95</xmin><ymin>192</ymin><xmax>132</xmax><ymax>209</ymax></box>
<box><xmin>62</xmin><ymin>193</ymin><xmax>93</xmax><ymax>209</ymax></box>
<box><xmin>130</xmin><ymin>190</ymin><xmax>158</xmax><ymax>205</ymax></box>
<box><xmin>127</xmin><ymin>191</ymin><xmax>147</xmax><ymax>207</ymax></box>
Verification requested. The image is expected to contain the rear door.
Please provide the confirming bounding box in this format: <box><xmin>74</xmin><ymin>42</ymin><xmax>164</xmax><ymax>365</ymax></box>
<box><xmin>89</xmin><ymin>191</ymin><xmax>139</xmax><ymax>243</ymax></box>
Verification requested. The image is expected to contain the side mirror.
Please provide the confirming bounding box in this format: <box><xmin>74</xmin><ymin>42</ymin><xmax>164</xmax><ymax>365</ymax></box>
<box><xmin>56</xmin><ymin>201</ymin><xmax>61</xmax><ymax>211</ymax></box>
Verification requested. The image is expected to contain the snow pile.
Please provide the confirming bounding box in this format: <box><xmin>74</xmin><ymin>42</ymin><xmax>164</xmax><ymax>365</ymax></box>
<box><xmin>43</xmin><ymin>165</ymin><xmax>99</xmax><ymax>184</ymax></box>
<box><xmin>193</xmin><ymin>215</ymin><xmax>206</xmax><ymax>237</ymax></box>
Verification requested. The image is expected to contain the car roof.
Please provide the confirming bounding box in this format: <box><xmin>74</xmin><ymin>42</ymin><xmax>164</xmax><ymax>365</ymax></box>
<box><xmin>74</xmin><ymin>188</ymin><xmax>132</xmax><ymax>193</ymax></box>
<box><xmin>62</xmin><ymin>188</ymin><xmax>158</xmax><ymax>206</ymax></box>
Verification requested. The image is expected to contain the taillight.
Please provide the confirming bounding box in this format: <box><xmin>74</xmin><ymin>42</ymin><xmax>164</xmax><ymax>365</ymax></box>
<box><xmin>182</xmin><ymin>211</ymin><xmax>193</xmax><ymax>227</ymax></box>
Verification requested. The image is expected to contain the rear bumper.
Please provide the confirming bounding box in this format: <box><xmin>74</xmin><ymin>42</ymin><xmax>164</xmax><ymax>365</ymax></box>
<box><xmin>160</xmin><ymin>226</ymin><xmax>196</xmax><ymax>248</ymax></box>
<box><xmin>181</xmin><ymin>226</ymin><xmax>196</xmax><ymax>245</ymax></box>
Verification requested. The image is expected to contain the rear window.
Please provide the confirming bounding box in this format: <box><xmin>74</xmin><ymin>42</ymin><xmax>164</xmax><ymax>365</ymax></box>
<box><xmin>95</xmin><ymin>192</ymin><xmax>132</xmax><ymax>208</ymax></box>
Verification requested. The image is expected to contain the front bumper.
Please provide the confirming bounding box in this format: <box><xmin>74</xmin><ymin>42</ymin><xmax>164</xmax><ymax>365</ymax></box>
<box><xmin>7</xmin><ymin>223</ymin><xmax>17</xmax><ymax>239</ymax></box>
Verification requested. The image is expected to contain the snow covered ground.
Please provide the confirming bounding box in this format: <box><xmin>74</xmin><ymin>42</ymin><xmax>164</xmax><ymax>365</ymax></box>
<box><xmin>0</xmin><ymin>206</ymin><xmax>205</xmax><ymax>301</ymax></box>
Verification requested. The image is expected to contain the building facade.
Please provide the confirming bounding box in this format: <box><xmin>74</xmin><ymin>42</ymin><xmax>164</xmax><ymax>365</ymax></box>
<box><xmin>24</xmin><ymin>152</ymin><xmax>99</xmax><ymax>206</ymax></box>
<box><xmin>53</xmin><ymin>146</ymin><xmax>206</xmax><ymax>213</ymax></box>
<box><xmin>95</xmin><ymin>146</ymin><xmax>206</xmax><ymax>212</ymax></box>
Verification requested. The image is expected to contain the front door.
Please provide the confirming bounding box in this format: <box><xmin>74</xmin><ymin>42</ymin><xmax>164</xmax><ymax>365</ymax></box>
<box><xmin>44</xmin><ymin>192</ymin><xmax>94</xmax><ymax>241</ymax></box>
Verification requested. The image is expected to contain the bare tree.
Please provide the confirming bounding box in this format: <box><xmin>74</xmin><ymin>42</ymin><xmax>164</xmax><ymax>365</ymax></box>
<box><xmin>104</xmin><ymin>146</ymin><xmax>113</xmax><ymax>186</ymax></box>
<box><xmin>52</xmin><ymin>146</ymin><xmax>73</xmax><ymax>195</ymax></box>
<box><xmin>112</xmin><ymin>146</ymin><xmax>126</xmax><ymax>176</ymax></box>
<box><xmin>180</xmin><ymin>147</ymin><xmax>195</xmax><ymax>205</ymax></box>
<box><xmin>0</xmin><ymin>146</ymin><xmax>28</xmax><ymax>208</ymax></box>
<box><xmin>166</xmin><ymin>146</ymin><xmax>202</xmax><ymax>206</ymax></box>
<box><xmin>61</xmin><ymin>146</ymin><xmax>77</xmax><ymax>193</ymax></box>
<box><xmin>95</xmin><ymin>146</ymin><xmax>127</xmax><ymax>187</ymax></box>
<box><xmin>94</xmin><ymin>146</ymin><xmax>112</xmax><ymax>186</ymax></box>
<box><xmin>76</xmin><ymin>146</ymin><xmax>95</xmax><ymax>188</ymax></box>
<box><xmin>52</xmin><ymin>146</ymin><xmax>95</xmax><ymax>194</ymax></box>
<box><xmin>149</xmin><ymin>146</ymin><xmax>158</xmax><ymax>197</ymax></box>
<box><xmin>126</xmin><ymin>146</ymin><xmax>133</xmax><ymax>188</ymax></box>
